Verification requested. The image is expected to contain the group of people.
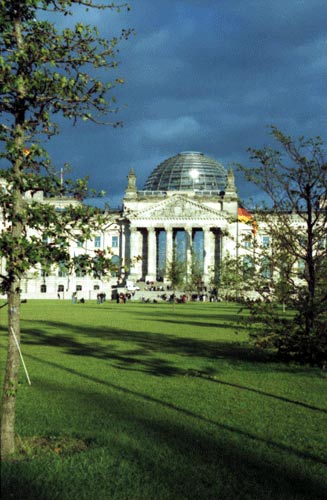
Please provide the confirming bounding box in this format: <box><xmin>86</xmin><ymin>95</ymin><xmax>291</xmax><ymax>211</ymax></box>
<box><xmin>141</xmin><ymin>293</ymin><xmax>188</xmax><ymax>304</ymax></box>
<box><xmin>144</xmin><ymin>283</ymin><xmax>166</xmax><ymax>292</ymax></box>
<box><xmin>96</xmin><ymin>293</ymin><xmax>107</xmax><ymax>304</ymax></box>
<box><xmin>71</xmin><ymin>292</ymin><xmax>85</xmax><ymax>304</ymax></box>
<box><xmin>141</xmin><ymin>292</ymin><xmax>219</xmax><ymax>304</ymax></box>
<box><xmin>117</xmin><ymin>292</ymin><xmax>135</xmax><ymax>304</ymax></box>
<box><xmin>71</xmin><ymin>292</ymin><xmax>108</xmax><ymax>304</ymax></box>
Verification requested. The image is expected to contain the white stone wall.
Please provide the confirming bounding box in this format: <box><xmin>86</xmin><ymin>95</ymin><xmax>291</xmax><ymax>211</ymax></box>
<box><xmin>1</xmin><ymin>178</ymin><xmax>307</xmax><ymax>299</ymax></box>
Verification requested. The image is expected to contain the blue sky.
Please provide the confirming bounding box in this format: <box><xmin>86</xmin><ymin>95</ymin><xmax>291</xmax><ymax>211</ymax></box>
<box><xmin>46</xmin><ymin>0</ymin><xmax>327</xmax><ymax>207</ymax></box>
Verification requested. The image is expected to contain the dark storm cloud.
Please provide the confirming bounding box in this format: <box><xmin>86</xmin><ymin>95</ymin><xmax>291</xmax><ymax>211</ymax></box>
<box><xmin>45</xmin><ymin>0</ymin><xmax>327</xmax><ymax>206</ymax></box>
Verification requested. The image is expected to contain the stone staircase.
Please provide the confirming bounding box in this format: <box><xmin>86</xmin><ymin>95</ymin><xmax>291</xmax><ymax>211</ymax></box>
<box><xmin>132</xmin><ymin>281</ymin><xmax>174</xmax><ymax>302</ymax></box>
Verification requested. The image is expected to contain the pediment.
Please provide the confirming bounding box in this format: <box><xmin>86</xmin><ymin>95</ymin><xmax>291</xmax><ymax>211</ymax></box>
<box><xmin>129</xmin><ymin>194</ymin><xmax>227</xmax><ymax>223</ymax></box>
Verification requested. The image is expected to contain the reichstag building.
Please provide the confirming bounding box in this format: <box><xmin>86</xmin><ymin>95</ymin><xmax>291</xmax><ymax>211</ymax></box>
<box><xmin>2</xmin><ymin>151</ymin><xmax>262</xmax><ymax>300</ymax></box>
<box><xmin>123</xmin><ymin>151</ymin><xmax>238</xmax><ymax>285</ymax></box>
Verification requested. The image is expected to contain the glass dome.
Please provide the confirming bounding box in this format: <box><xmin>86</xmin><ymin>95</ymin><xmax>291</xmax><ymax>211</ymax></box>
<box><xmin>142</xmin><ymin>151</ymin><xmax>227</xmax><ymax>192</ymax></box>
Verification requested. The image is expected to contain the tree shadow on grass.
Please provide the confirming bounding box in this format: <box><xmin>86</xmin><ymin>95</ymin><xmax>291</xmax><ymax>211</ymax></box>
<box><xmin>17</xmin><ymin>354</ymin><xmax>327</xmax><ymax>467</ymax></box>
<box><xmin>3</xmin><ymin>358</ymin><xmax>327</xmax><ymax>500</ymax></box>
<box><xmin>190</xmin><ymin>371</ymin><xmax>327</xmax><ymax>414</ymax></box>
<box><xmin>83</xmin><ymin>302</ymin><xmax>247</xmax><ymax>329</ymax></box>
<box><xmin>20</xmin><ymin>315</ymin><xmax>326</xmax><ymax>377</ymax></box>
<box><xmin>21</xmin><ymin>318</ymin><xmax>269</xmax><ymax>369</ymax></box>
<box><xmin>136</xmin><ymin>317</ymin><xmax>248</xmax><ymax>331</ymax></box>
<box><xmin>125</xmin><ymin>305</ymin><xmax>247</xmax><ymax>330</ymax></box>
<box><xmin>22</xmin><ymin>321</ymin><xmax>327</xmax><ymax>414</ymax></box>
<box><xmin>18</xmin><ymin>315</ymin><xmax>327</xmax><ymax>416</ymax></box>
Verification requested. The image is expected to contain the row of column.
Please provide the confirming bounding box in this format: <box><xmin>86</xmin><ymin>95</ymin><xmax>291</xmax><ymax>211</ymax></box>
<box><xmin>129</xmin><ymin>226</ymin><xmax>221</xmax><ymax>283</ymax></box>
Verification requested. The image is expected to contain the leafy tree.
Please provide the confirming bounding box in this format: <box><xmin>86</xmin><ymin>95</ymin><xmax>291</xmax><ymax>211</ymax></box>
<box><xmin>185</xmin><ymin>253</ymin><xmax>203</xmax><ymax>297</ymax></box>
<box><xmin>213</xmin><ymin>254</ymin><xmax>244</xmax><ymax>301</ymax></box>
<box><xmin>166</xmin><ymin>248</ymin><xmax>186</xmax><ymax>301</ymax></box>
<box><xmin>0</xmin><ymin>0</ymin><xmax>132</xmax><ymax>459</ymax></box>
<box><xmin>238</xmin><ymin>127</ymin><xmax>327</xmax><ymax>365</ymax></box>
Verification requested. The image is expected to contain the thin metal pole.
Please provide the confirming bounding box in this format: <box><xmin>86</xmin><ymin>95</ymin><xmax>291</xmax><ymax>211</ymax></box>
<box><xmin>10</xmin><ymin>327</ymin><xmax>31</xmax><ymax>386</ymax></box>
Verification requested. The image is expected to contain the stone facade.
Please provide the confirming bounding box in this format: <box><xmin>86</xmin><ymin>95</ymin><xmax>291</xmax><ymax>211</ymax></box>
<box><xmin>0</xmin><ymin>151</ymin><xmax>279</xmax><ymax>300</ymax></box>
<box><xmin>122</xmin><ymin>167</ymin><xmax>239</xmax><ymax>283</ymax></box>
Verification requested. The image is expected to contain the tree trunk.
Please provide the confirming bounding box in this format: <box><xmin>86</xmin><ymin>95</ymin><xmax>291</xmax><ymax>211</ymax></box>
<box><xmin>1</xmin><ymin>12</ymin><xmax>26</xmax><ymax>460</ymax></box>
<box><xmin>0</xmin><ymin>282</ymin><xmax>21</xmax><ymax>460</ymax></box>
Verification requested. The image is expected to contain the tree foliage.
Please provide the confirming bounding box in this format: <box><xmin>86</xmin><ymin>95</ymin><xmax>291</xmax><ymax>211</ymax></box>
<box><xmin>185</xmin><ymin>253</ymin><xmax>203</xmax><ymax>296</ymax></box>
<box><xmin>213</xmin><ymin>254</ymin><xmax>244</xmax><ymax>301</ymax></box>
<box><xmin>237</xmin><ymin>127</ymin><xmax>327</xmax><ymax>365</ymax></box>
<box><xmin>166</xmin><ymin>251</ymin><xmax>186</xmax><ymax>298</ymax></box>
<box><xmin>0</xmin><ymin>0</ymin><xmax>132</xmax><ymax>460</ymax></box>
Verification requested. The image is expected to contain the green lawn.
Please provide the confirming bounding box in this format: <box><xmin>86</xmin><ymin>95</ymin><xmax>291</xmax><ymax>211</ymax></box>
<box><xmin>1</xmin><ymin>300</ymin><xmax>326</xmax><ymax>500</ymax></box>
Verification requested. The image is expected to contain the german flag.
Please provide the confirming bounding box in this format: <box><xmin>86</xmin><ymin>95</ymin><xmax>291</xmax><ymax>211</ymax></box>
<box><xmin>238</xmin><ymin>207</ymin><xmax>257</xmax><ymax>234</ymax></box>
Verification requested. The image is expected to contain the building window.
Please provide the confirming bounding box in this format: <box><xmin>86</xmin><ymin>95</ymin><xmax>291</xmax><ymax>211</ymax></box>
<box><xmin>58</xmin><ymin>263</ymin><xmax>68</xmax><ymax>277</ymax></box>
<box><xmin>260</xmin><ymin>257</ymin><xmax>272</xmax><ymax>279</ymax></box>
<box><xmin>261</xmin><ymin>236</ymin><xmax>270</xmax><ymax>248</ymax></box>
<box><xmin>94</xmin><ymin>236</ymin><xmax>101</xmax><ymax>248</ymax></box>
<box><xmin>112</xmin><ymin>235</ymin><xmax>118</xmax><ymax>248</ymax></box>
<box><xmin>94</xmin><ymin>285</ymin><xmax>100</xmax><ymax>290</ymax></box>
<box><xmin>76</xmin><ymin>285</ymin><xmax>82</xmax><ymax>291</ymax></box>
<box><xmin>75</xmin><ymin>268</ymin><xmax>86</xmax><ymax>277</ymax></box>
<box><xmin>110</xmin><ymin>254</ymin><xmax>120</xmax><ymax>277</ymax></box>
<box><xmin>58</xmin><ymin>285</ymin><xmax>64</xmax><ymax>292</ymax></box>
<box><xmin>243</xmin><ymin>255</ymin><xmax>254</xmax><ymax>279</ymax></box>
<box><xmin>40</xmin><ymin>284</ymin><xmax>47</xmax><ymax>293</ymax></box>
<box><xmin>242</xmin><ymin>232</ymin><xmax>252</xmax><ymax>248</ymax></box>
<box><xmin>92</xmin><ymin>255</ymin><xmax>102</xmax><ymax>278</ymax></box>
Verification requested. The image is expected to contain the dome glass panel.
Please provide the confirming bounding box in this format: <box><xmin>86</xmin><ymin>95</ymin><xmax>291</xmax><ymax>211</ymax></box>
<box><xmin>143</xmin><ymin>152</ymin><xmax>227</xmax><ymax>192</ymax></box>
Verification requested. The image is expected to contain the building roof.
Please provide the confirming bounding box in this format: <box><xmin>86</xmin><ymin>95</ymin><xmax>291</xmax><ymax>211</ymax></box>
<box><xmin>142</xmin><ymin>151</ymin><xmax>227</xmax><ymax>193</ymax></box>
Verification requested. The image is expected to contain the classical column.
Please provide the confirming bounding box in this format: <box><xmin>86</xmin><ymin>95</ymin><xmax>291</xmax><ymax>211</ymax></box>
<box><xmin>119</xmin><ymin>224</ymin><xmax>126</xmax><ymax>278</ymax></box>
<box><xmin>165</xmin><ymin>226</ymin><xmax>173</xmax><ymax>276</ymax></box>
<box><xmin>129</xmin><ymin>227</ymin><xmax>141</xmax><ymax>278</ymax></box>
<box><xmin>147</xmin><ymin>227</ymin><xmax>157</xmax><ymax>281</ymax></box>
<box><xmin>203</xmin><ymin>227</ymin><xmax>213</xmax><ymax>282</ymax></box>
<box><xmin>212</xmin><ymin>229</ymin><xmax>222</xmax><ymax>282</ymax></box>
<box><xmin>214</xmin><ymin>229</ymin><xmax>222</xmax><ymax>267</ymax></box>
<box><xmin>185</xmin><ymin>226</ymin><xmax>193</xmax><ymax>277</ymax></box>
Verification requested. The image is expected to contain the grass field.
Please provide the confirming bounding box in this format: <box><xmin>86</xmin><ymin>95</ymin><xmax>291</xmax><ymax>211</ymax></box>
<box><xmin>1</xmin><ymin>300</ymin><xmax>326</xmax><ymax>500</ymax></box>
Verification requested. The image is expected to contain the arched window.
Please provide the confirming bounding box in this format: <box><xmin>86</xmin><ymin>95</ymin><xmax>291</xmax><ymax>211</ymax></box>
<box><xmin>110</xmin><ymin>255</ymin><xmax>120</xmax><ymax>277</ymax></box>
<box><xmin>243</xmin><ymin>255</ymin><xmax>254</xmax><ymax>279</ymax></box>
<box><xmin>260</xmin><ymin>257</ymin><xmax>272</xmax><ymax>279</ymax></box>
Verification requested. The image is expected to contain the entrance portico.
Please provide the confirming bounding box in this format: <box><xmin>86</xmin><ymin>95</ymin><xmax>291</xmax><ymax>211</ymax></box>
<box><xmin>123</xmin><ymin>152</ymin><xmax>238</xmax><ymax>286</ymax></box>
<box><xmin>126</xmin><ymin>194</ymin><xmax>229</xmax><ymax>284</ymax></box>
<box><xmin>129</xmin><ymin>225</ymin><xmax>223</xmax><ymax>283</ymax></box>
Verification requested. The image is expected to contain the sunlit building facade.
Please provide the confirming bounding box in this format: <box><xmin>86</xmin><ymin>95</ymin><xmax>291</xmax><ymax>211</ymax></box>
<box><xmin>0</xmin><ymin>151</ymin><xmax>276</xmax><ymax>299</ymax></box>
<box><xmin>122</xmin><ymin>151</ymin><xmax>239</xmax><ymax>284</ymax></box>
